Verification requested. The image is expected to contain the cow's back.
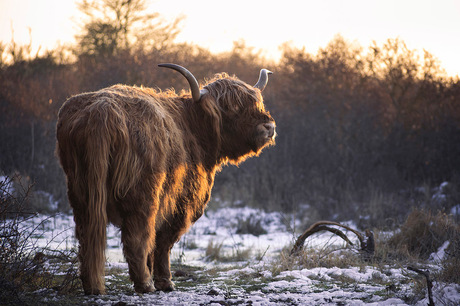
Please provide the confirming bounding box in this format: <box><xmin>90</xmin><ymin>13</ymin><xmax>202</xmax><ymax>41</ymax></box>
<box><xmin>57</xmin><ymin>85</ymin><xmax>188</xmax><ymax>205</ymax></box>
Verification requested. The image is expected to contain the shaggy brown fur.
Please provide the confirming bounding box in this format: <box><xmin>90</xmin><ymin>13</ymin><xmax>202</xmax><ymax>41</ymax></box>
<box><xmin>56</xmin><ymin>70</ymin><xmax>275</xmax><ymax>295</ymax></box>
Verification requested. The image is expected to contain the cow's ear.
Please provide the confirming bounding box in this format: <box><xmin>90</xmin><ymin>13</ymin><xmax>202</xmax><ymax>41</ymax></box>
<box><xmin>198</xmin><ymin>89</ymin><xmax>208</xmax><ymax>102</ymax></box>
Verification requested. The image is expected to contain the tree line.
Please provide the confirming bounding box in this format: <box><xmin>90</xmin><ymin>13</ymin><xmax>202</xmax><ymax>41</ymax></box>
<box><xmin>1</xmin><ymin>0</ymin><xmax>459</xmax><ymax>226</ymax></box>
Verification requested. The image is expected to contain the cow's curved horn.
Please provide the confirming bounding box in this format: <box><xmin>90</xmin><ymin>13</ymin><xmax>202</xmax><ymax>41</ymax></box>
<box><xmin>158</xmin><ymin>63</ymin><xmax>201</xmax><ymax>102</ymax></box>
<box><xmin>254</xmin><ymin>69</ymin><xmax>273</xmax><ymax>91</ymax></box>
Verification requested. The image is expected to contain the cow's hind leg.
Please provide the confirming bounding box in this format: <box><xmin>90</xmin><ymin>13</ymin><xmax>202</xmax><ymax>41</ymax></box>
<box><xmin>121</xmin><ymin>213</ymin><xmax>156</xmax><ymax>293</ymax></box>
<box><xmin>74</xmin><ymin>214</ymin><xmax>104</xmax><ymax>294</ymax></box>
<box><xmin>70</xmin><ymin>188</ymin><xmax>106</xmax><ymax>295</ymax></box>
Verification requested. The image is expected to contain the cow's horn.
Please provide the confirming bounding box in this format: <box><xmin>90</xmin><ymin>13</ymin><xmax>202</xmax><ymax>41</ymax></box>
<box><xmin>158</xmin><ymin>63</ymin><xmax>201</xmax><ymax>102</ymax></box>
<box><xmin>254</xmin><ymin>69</ymin><xmax>273</xmax><ymax>91</ymax></box>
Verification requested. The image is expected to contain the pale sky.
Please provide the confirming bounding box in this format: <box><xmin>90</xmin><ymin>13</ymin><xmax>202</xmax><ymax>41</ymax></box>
<box><xmin>1</xmin><ymin>0</ymin><xmax>460</xmax><ymax>77</ymax></box>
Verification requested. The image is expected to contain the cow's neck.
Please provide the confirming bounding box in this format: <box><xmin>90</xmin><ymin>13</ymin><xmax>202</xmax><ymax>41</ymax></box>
<box><xmin>181</xmin><ymin>99</ymin><xmax>222</xmax><ymax>172</ymax></box>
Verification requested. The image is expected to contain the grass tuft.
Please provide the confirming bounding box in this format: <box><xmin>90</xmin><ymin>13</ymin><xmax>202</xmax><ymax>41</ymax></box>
<box><xmin>388</xmin><ymin>208</ymin><xmax>459</xmax><ymax>261</ymax></box>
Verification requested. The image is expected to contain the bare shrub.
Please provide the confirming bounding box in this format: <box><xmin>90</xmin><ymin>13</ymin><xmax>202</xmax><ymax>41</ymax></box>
<box><xmin>0</xmin><ymin>175</ymin><xmax>79</xmax><ymax>303</ymax></box>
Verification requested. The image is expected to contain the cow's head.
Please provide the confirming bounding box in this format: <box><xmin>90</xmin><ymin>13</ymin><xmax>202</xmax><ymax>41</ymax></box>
<box><xmin>159</xmin><ymin>64</ymin><xmax>276</xmax><ymax>164</ymax></box>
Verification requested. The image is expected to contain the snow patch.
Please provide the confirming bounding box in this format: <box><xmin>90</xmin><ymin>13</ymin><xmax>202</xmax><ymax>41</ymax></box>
<box><xmin>13</xmin><ymin>207</ymin><xmax>460</xmax><ymax>305</ymax></box>
<box><xmin>429</xmin><ymin>240</ymin><xmax>450</xmax><ymax>262</ymax></box>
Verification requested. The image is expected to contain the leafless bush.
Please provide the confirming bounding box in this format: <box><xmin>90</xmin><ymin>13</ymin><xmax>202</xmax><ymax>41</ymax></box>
<box><xmin>0</xmin><ymin>175</ymin><xmax>79</xmax><ymax>303</ymax></box>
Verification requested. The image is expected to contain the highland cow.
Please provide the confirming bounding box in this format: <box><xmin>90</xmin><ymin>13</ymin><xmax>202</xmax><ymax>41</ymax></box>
<box><xmin>56</xmin><ymin>64</ymin><xmax>276</xmax><ymax>295</ymax></box>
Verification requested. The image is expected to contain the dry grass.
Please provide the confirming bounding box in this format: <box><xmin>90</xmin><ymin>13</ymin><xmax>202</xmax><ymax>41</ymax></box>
<box><xmin>439</xmin><ymin>233</ymin><xmax>460</xmax><ymax>284</ymax></box>
<box><xmin>388</xmin><ymin>209</ymin><xmax>459</xmax><ymax>261</ymax></box>
<box><xmin>204</xmin><ymin>239</ymin><xmax>252</xmax><ymax>263</ymax></box>
<box><xmin>273</xmin><ymin>241</ymin><xmax>367</xmax><ymax>277</ymax></box>
<box><xmin>205</xmin><ymin>240</ymin><xmax>224</xmax><ymax>262</ymax></box>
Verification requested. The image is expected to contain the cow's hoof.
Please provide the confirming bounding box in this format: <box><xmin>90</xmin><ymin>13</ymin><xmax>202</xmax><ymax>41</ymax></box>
<box><xmin>154</xmin><ymin>278</ymin><xmax>175</xmax><ymax>292</ymax></box>
<box><xmin>83</xmin><ymin>288</ymin><xmax>103</xmax><ymax>295</ymax></box>
<box><xmin>134</xmin><ymin>280</ymin><xmax>155</xmax><ymax>293</ymax></box>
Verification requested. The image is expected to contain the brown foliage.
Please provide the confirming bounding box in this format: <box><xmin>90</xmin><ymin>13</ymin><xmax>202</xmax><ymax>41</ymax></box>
<box><xmin>1</xmin><ymin>33</ymin><xmax>460</xmax><ymax>224</ymax></box>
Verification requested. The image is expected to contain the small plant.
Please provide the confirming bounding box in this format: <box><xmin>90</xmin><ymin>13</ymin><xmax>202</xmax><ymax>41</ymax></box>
<box><xmin>235</xmin><ymin>213</ymin><xmax>267</xmax><ymax>236</ymax></box>
<box><xmin>204</xmin><ymin>239</ymin><xmax>252</xmax><ymax>263</ymax></box>
<box><xmin>205</xmin><ymin>240</ymin><xmax>224</xmax><ymax>262</ymax></box>
<box><xmin>229</xmin><ymin>242</ymin><xmax>252</xmax><ymax>262</ymax></box>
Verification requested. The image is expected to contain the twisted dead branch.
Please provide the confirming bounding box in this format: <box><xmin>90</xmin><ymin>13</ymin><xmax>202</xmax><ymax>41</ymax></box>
<box><xmin>290</xmin><ymin>221</ymin><xmax>374</xmax><ymax>258</ymax></box>
<box><xmin>408</xmin><ymin>266</ymin><xmax>435</xmax><ymax>306</ymax></box>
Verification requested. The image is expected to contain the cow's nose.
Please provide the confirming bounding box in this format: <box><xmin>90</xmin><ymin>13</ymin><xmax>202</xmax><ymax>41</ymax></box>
<box><xmin>263</xmin><ymin>122</ymin><xmax>276</xmax><ymax>138</ymax></box>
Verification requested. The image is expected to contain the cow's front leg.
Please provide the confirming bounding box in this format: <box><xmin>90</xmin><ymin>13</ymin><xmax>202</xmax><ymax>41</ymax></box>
<box><xmin>153</xmin><ymin>213</ymin><xmax>190</xmax><ymax>292</ymax></box>
<box><xmin>153</xmin><ymin>232</ymin><xmax>176</xmax><ymax>292</ymax></box>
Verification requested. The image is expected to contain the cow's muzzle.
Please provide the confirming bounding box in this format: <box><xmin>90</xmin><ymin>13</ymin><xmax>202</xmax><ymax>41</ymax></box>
<box><xmin>262</xmin><ymin>122</ymin><xmax>276</xmax><ymax>141</ymax></box>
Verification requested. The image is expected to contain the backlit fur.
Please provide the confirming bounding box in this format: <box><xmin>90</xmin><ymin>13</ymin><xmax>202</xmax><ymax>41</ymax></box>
<box><xmin>56</xmin><ymin>72</ymin><xmax>275</xmax><ymax>294</ymax></box>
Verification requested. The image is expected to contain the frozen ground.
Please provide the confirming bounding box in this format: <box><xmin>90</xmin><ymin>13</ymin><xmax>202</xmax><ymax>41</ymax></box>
<box><xmin>19</xmin><ymin>206</ymin><xmax>460</xmax><ymax>305</ymax></box>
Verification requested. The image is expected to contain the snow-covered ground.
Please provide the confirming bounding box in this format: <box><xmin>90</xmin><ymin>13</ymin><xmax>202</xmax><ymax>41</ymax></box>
<box><xmin>17</xmin><ymin>206</ymin><xmax>460</xmax><ymax>305</ymax></box>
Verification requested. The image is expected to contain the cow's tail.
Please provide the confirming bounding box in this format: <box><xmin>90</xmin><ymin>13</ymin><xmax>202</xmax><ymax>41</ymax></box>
<box><xmin>86</xmin><ymin>134</ymin><xmax>108</xmax><ymax>293</ymax></box>
<box><xmin>81</xmin><ymin>101</ymin><xmax>116</xmax><ymax>294</ymax></box>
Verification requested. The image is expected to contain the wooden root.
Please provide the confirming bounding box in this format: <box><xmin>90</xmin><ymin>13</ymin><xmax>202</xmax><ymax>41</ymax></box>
<box><xmin>290</xmin><ymin>221</ymin><xmax>374</xmax><ymax>257</ymax></box>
